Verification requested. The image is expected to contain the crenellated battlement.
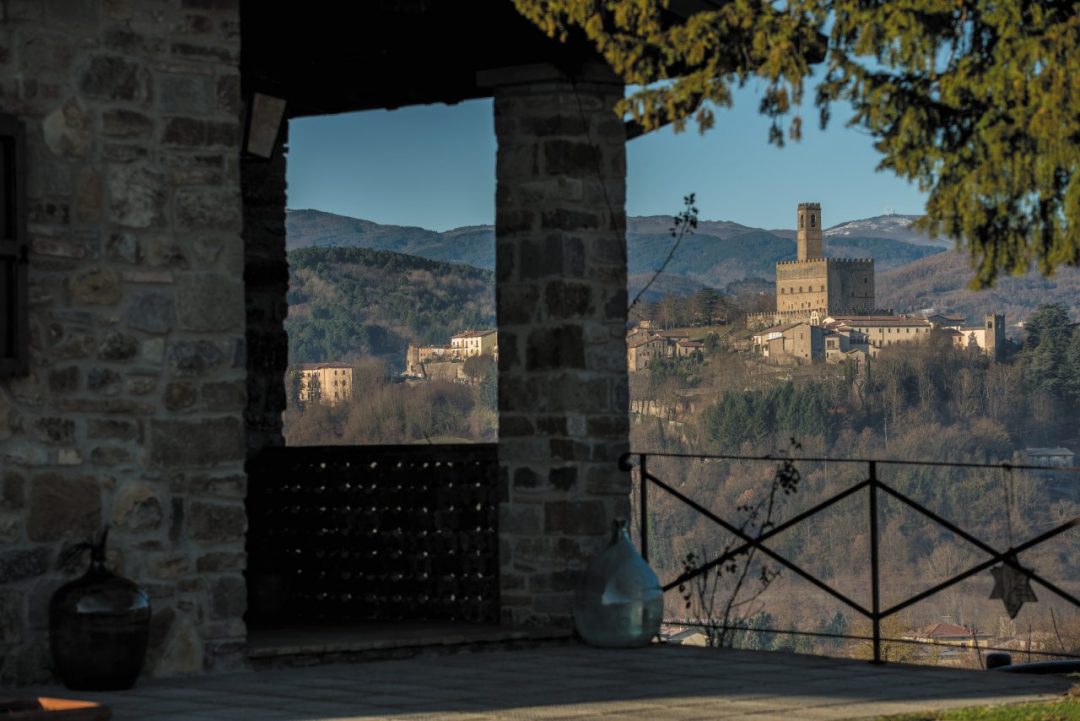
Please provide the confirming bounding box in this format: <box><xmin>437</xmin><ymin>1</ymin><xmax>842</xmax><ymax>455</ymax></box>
<box><xmin>775</xmin><ymin>202</ymin><xmax>877</xmax><ymax>318</ymax></box>
<box><xmin>776</xmin><ymin>257</ymin><xmax>874</xmax><ymax>265</ymax></box>
<box><xmin>777</xmin><ymin>258</ymin><xmax>827</xmax><ymax>266</ymax></box>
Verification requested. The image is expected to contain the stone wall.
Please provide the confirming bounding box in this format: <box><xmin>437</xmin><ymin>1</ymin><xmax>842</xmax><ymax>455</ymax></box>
<box><xmin>0</xmin><ymin>0</ymin><xmax>247</xmax><ymax>683</ymax></box>
<box><xmin>490</xmin><ymin>64</ymin><xmax>631</xmax><ymax>627</ymax></box>
<box><xmin>241</xmin><ymin>129</ymin><xmax>287</xmax><ymax>456</ymax></box>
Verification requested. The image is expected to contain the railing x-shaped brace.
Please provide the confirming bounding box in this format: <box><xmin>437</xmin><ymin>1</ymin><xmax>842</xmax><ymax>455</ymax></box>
<box><xmin>625</xmin><ymin>455</ymin><xmax>1080</xmax><ymax>663</ymax></box>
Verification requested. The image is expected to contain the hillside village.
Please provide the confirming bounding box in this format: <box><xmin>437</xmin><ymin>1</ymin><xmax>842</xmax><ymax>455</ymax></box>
<box><xmin>626</xmin><ymin>202</ymin><xmax>1005</xmax><ymax>372</ymax></box>
<box><xmin>405</xmin><ymin>329</ymin><xmax>498</xmax><ymax>379</ymax></box>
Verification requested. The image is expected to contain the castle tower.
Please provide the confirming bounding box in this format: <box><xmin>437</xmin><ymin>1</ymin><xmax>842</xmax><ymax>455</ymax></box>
<box><xmin>797</xmin><ymin>202</ymin><xmax>823</xmax><ymax>261</ymax></box>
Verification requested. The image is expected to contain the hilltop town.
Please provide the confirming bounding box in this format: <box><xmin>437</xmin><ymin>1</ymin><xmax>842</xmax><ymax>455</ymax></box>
<box><xmin>296</xmin><ymin>203</ymin><xmax>1010</xmax><ymax>409</ymax></box>
<box><xmin>625</xmin><ymin>202</ymin><xmax>1004</xmax><ymax>373</ymax></box>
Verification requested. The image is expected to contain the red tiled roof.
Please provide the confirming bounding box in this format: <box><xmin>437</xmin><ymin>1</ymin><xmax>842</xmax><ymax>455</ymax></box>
<box><xmin>754</xmin><ymin>323</ymin><xmax>801</xmax><ymax>337</ymax></box>
<box><xmin>835</xmin><ymin>317</ymin><xmax>930</xmax><ymax>328</ymax></box>
<box><xmin>628</xmin><ymin>336</ymin><xmax>667</xmax><ymax>349</ymax></box>
<box><xmin>922</xmin><ymin>623</ymin><xmax>978</xmax><ymax>639</ymax></box>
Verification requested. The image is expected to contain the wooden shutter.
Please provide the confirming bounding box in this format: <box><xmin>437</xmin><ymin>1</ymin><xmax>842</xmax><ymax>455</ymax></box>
<box><xmin>0</xmin><ymin>114</ymin><xmax>27</xmax><ymax>377</ymax></box>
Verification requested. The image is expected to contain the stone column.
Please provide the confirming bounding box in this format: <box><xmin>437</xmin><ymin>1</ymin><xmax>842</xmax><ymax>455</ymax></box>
<box><xmin>242</xmin><ymin>127</ymin><xmax>289</xmax><ymax>457</ymax></box>
<box><xmin>487</xmin><ymin>64</ymin><xmax>630</xmax><ymax>627</ymax></box>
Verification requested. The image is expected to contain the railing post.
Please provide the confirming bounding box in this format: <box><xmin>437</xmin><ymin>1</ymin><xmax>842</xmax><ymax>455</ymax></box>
<box><xmin>869</xmin><ymin>460</ymin><xmax>882</xmax><ymax>664</ymax></box>
<box><xmin>640</xmin><ymin>454</ymin><xmax>649</xmax><ymax>563</ymax></box>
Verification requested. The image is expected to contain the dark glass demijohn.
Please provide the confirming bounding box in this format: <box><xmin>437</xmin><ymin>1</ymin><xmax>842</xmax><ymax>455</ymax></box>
<box><xmin>573</xmin><ymin>519</ymin><xmax>663</xmax><ymax>647</ymax></box>
<box><xmin>49</xmin><ymin>527</ymin><xmax>151</xmax><ymax>691</ymax></box>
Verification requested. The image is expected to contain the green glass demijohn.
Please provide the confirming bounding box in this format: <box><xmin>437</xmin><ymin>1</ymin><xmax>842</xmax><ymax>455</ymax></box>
<box><xmin>49</xmin><ymin>527</ymin><xmax>151</xmax><ymax>690</ymax></box>
<box><xmin>573</xmin><ymin>519</ymin><xmax>663</xmax><ymax>647</ymax></box>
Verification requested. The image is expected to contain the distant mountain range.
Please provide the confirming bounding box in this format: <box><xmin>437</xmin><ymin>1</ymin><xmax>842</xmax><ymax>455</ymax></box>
<box><xmin>284</xmin><ymin>209</ymin><xmax>1080</xmax><ymax>363</ymax></box>
<box><xmin>286</xmin><ymin>209</ymin><xmax>946</xmax><ymax>301</ymax></box>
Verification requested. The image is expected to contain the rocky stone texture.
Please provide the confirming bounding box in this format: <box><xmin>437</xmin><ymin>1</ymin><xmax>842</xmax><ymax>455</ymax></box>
<box><xmin>493</xmin><ymin>66</ymin><xmax>631</xmax><ymax>627</ymax></box>
<box><xmin>0</xmin><ymin>0</ymin><xmax>247</xmax><ymax>684</ymax></box>
<box><xmin>242</xmin><ymin>129</ymin><xmax>288</xmax><ymax>458</ymax></box>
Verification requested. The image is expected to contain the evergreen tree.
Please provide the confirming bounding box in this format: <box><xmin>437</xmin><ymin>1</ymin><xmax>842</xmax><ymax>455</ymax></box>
<box><xmin>286</xmin><ymin>366</ymin><xmax>304</xmax><ymax>409</ymax></box>
<box><xmin>515</xmin><ymin>0</ymin><xmax>1080</xmax><ymax>286</ymax></box>
<box><xmin>305</xmin><ymin>373</ymin><xmax>322</xmax><ymax>405</ymax></box>
<box><xmin>1021</xmin><ymin>303</ymin><xmax>1073</xmax><ymax>395</ymax></box>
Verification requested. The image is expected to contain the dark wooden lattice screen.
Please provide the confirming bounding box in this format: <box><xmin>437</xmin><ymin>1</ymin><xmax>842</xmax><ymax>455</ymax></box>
<box><xmin>246</xmin><ymin>444</ymin><xmax>499</xmax><ymax>624</ymax></box>
<box><xmin>0</xmin><ymin>115</ymin><xmax>27</xmax><ymax>377</ymax></box>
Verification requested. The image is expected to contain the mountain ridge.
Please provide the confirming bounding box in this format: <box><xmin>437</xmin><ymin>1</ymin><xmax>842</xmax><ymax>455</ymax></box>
<box><xmin>286</xmin><ymin>208</ymin><xmax>946</xmax><ymax>301</ymax></box>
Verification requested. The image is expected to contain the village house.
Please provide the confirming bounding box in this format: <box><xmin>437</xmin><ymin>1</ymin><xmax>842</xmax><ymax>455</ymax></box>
<box><xmin>752</xmin><ymin>322</ymin><xmax>825</xmax><ymax>363</ymax></box>
<box><xmin>824</xmin><ymin>315</ymin><xmax>933</xmax><ymax>356</ymax></box>
<box><xmin>676</xmin><ymin>339</ymin><xmax>705</xmax><ymax>358</ymax></box>
<box><xmin>625</xmin><ymin>324</ymin><xmax>709</xmax><ymax>372</ymax></box>
<box><xmin>926</xmin><ymin>314</ymin><xmax>1006</xmax><ymax>359</ymax></box>
<box><xmin>1024</xmin><ymin>447</ymin><xmax>1076</xmax><ymax>468</ymax></box>
<box><xmin>627</xmin><ymin>334</ymin><xmax>669</xmax><ymax>372</ymax></box>
<box><xmin>298</xmin><ymin>362</ymin><xmax>353</xmax><ymax>404</ymax></box>
<box><xmin>450</xmin><ymin>329</ymin><xmax>498</xmax><ymax>358</ymax></box>
<box><xmin>405</xmin><ymin>329</ymin><xmax>498</xmax><ymax>378</ymax></box>
<box><xmin>904</xmin><ymin>623</ymin><xmax>992</xmax><ymax>650</ymax></box>
<box><xmin>824</xmin><ymin>327</ymin><xmax>869</xmax><ymax>363</ymax></box>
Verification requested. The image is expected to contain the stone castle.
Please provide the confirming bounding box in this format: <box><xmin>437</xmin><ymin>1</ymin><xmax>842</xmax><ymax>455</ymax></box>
<box><xmin>775</xmin><ymin>202</ymin><xmax>876</xmax><ymax>321</ymax></box>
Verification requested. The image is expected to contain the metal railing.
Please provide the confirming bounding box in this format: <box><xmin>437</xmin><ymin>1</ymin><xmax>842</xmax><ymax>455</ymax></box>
<box><xmin>620</xmin><ymin>451</ymin><xmax>1080</xmax><ymax>663</ymax></box>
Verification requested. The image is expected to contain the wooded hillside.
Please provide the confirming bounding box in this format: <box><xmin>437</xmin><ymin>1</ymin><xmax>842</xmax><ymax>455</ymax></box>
<box><xmin>286</xmin><ymin>246</ymin><xmax>495</xmax><ymax>366</ymax></box>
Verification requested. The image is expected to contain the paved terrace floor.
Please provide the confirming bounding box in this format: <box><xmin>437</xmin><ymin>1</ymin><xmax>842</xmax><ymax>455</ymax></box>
<box><xmin>21</xmin><ymin>645</ymin><xmax>1074</xmax><ymax>721</ymax></box>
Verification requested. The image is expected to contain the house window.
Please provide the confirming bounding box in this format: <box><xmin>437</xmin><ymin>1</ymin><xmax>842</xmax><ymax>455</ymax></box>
<box><xmin>0</xmin><ymin>115</ymin><xmax>27</xmax><ymax>378</ymax></box>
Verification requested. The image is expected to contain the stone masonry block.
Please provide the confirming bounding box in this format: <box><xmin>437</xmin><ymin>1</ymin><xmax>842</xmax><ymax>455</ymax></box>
<box><xmin>540</xmin><ymin>208</ymin><xmax>601</xmax><ymax>231</ymax></box>
<box><xmin>544</xmin><ymin>500</ymin><xmax>608</xmax><ymax>535</ymax></box>
<box><xmin>79</xmin><ymin>55</ymin><xmax>151</xmax><ymax>103</ymax></box>
<box><xmin>511</xmin><ymin>536</ymin><xmax>592</xmax><ymax>567</ymax></box>
<box><xmin>499</xmin><ymin>504</ymin><xmax>542</xmax><ymax>535</ymax></box>
<box><xmin>27</xmin><ymin>474</ymin><xmax>101</xmax><ymax>542</ymax></box>
<box><xmin>107</xmin><ymin>164</ymin><xmax>165</xmax><ymax>228</ymax></box>
<box><xmin>150</xmin><ymin>417</ymin><xmax>243</xmax><ymax>466</ymax></box>
<box><xmin>585</xmin><ymin>465</ymin><xmax>631</xmax><ymax>495</ymax></box>
<box><xmin>543</xmin><ymin>140</ymin><xmax>601</xmax><ymax>177</ymax></box>
<box><xmin>544</xmin><ymin>280</ymin><xmax>594</xmax><ymax>319</ymax></box>
<box><xmin>525</xmin><ymin>326</ymin><xmax>584</xmax><ymax>370</ymax></box>
<box><xmin>548</xmin><ymin>466</ymin><xmax>577</xmax><ymax>491</ymax></box>
<box><xmin>495</xmin><ymin>284</ymin><xmax>539</xmax><ymax>325</ymax></box>
<box><xmin>69</xmin><ymin>267</ymin><xmax>120</xmax><ymax>305</ymax></box>
<box><xmin>159</xmin><ymin>75</ymin><xmax>212</xmax><ymax>115</ymax></box>
<box><xmin>102</xmin><ymin>109</ymin><xmax>154</xmax><ymax>139</ymax></box>
<box><xmin>175</xmin><ymin>188</ymin><xmax>241</xmax><ymax>230</ymax></box>
<box><xmin>188</xmin><ymin>501</ymin><xmax>245</xmax><ymax>543</ymax></box>
<box><xmin>0</xmin><ymin>548</ymin><xmax>49</xmax><ymax>584</ymax></box>
<box><xmin>176</xmin><ymin>274</ymin><xmax>244</xmax><ymax>331</ymax></box>
<box><xmin>128</xmin><ymin>291</ymin><xmax>176</xmax><ymax>333</ymax></box>
<box><xmin>521</xmin><ymin>114</ymin><xmax>587</xmax><ymax>138</ymax></box>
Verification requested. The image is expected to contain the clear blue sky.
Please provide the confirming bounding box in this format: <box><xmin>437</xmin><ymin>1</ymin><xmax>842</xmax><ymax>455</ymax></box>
<box><xmin>286</xmin><ymin>82</ymin><xmax>927</xmax><ymax>232</ymax></box>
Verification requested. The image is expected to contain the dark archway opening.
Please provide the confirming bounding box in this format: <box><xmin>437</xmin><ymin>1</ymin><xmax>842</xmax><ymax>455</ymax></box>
<box><xmin>238</xmin><ymin>0</ymin><xmax>589</xmax><ymax>661</ymax></box>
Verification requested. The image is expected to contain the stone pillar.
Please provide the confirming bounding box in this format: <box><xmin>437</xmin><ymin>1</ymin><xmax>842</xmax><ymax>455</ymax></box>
<box><xmin>488</xmin><ymin>64</ymin><xmax>630</xmax><ymax>627</ymax></box>
<box><xmin>242</xmin><ymin>127</ymin><xmax>289</xmax><ymax>457</ymax></box>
